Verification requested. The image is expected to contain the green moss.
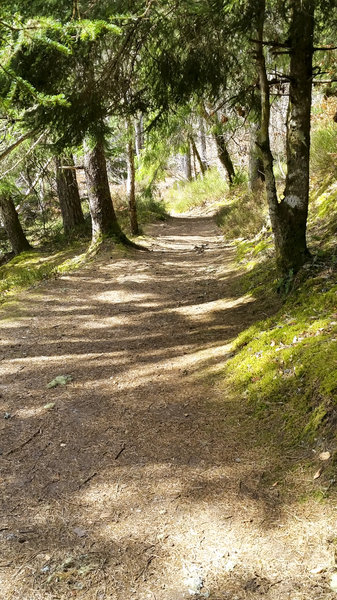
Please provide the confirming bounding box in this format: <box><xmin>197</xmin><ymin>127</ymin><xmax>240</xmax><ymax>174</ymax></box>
<box><xmin>0</xmin><ymin>243</ymin><xmax>88</xmax><ymax>304</ymax></box>
<box><xmin>225</xmin><ymin>272</ymin><xmax>337</xmax><ymax>445</ymax></box>
<box><xmin>299</xmin><ymin>489</ymin><xmax>327</xmax><ymax>503</ymax></box>
<box><xmin>224</xmin><ymin>170</ymin><xmax>337</xmax><ymax>448</ymax></box>
<box><xmin>303</xmin><ymin>403</ymin><xmax>328</xmax><ymax>439</ymax></box>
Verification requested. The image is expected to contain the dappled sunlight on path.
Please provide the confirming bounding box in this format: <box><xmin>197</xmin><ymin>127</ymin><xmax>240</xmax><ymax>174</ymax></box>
<box><xmin>0</xmin><ymin>216</ymin><xmax>336</xmax><ymax>599</ymax></box>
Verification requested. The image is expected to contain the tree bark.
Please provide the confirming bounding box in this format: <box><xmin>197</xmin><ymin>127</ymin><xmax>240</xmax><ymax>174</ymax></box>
<box><xmin>214</xmin><ymin>133</ymin><xmax>235</xmax><ymax>183</ymax></box>
<box><xmin>255</xmin><ymin>0</ymin><xmax>314</xmax><ymax>273</ymax></box>
<box><xmin>55</xmin><ymin>155</ymin><xmax>85</xmax><ymax>236</ymax></box>
<box><xmin>0</xmin><ymin>195</ymin><xmax>31</xmax><ymax>255</ymax></box>
<box><xmin>209</xmin><ymin>113</ymin><xmax>235</xmax><ymax>183</ymax></box>
<box><xmin>198</xmin><ymin>116</ymin><xmax>208</xmax><ymax>171</ymax></box>
<box><xmin>84</xmin><ymin>137</ymin><xmax>124</xmax><ymax>243</ymax></box>
<box><xmin>248</xmin><ymin>123</ymin><xmax>265</xmax><ymax>192</ymax></box>
<box><xmin>135</xmin><ymin>116</ymin><xmax>144</xmax><ymax>159</ymax></box>
<box><xmin>126</xmin><ymin>120</ymin><xmax>139</xmax><ymax>235</ymax></box>
<box><xmin>256</xmin><ymin>0</ymin><xmax>281</xmax><ymax>236</ymax></box>
<box><xmin>183</xmin><ymin>143</ymin><xmax>192</xmax><ymax>181</ymax></box>
<box><xmin>189</xmin><ymin>135</ymin><xmax>206</xmax><ymax>177</ymax></box>
<box><xmin>278</xmin><ymin>0</ymin><xmax>314</xmax><ymax>271</ymax></box>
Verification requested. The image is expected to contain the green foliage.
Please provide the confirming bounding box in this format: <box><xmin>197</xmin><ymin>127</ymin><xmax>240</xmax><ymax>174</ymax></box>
<box><xmin>0</xmin><ymin>16</ymin><xmax>125</xmax><ymax>146</ymax></box>
<box><xmin>136</xmin><ymin>194</ymin><xmax>167</xmax><ymax>224</ymax></box>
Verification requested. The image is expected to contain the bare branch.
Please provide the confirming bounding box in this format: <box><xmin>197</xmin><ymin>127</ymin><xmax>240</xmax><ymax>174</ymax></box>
<box><xmin>313</xmin><ymin>46</ymin><xmax>337</xmax><ymax>52</ymax></box>
<box><xmin>0</xmin><ymin>130</ymin><xmax>37</xmax><ymax>163</ymax></box>
<box><xmin>0</xmin><ymin>132</ymin><xmax>45</xmax><ymax>180</ymax></box>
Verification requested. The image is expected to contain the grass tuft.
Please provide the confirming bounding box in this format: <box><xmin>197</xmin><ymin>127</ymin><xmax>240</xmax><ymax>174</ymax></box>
<box><xmin>164</xmin><ymin>168</ymin><xmax>229</xmax><ymax>213</ymax></box>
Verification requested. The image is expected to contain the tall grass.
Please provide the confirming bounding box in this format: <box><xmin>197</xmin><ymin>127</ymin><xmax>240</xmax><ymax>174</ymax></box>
<box><xmin>164</xmin><ymin>168</ymin><xmax>229</xmax><ymax>213</ymax></box>
<box><xmin>215</xmin><ymin>185</ymin><xmax>267</xmax><ymax>240</ymax></box>
<box><xmin>311</xmin><ymin>123</ymin><xmax>337</xmax><ymax>177</ymax></box>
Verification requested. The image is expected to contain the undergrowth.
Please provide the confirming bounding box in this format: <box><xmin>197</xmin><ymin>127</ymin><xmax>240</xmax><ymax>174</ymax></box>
<box><xmin>0</xmin><ymin>243</ymin><xmax>89</xmax><ymax>303</ymax></box>
<box><xmin>115</xmin><ymin>192</ymin><xmax>168</xmax><ymax>233</ymax></box>
<box><xmin>0</xmin><ymin>192</ymin><xmax>166</xmax><ymax>302</ymax></box>
<box><xmin>164</xmin><ymin>168</ymin><xmax>229</xmax><ymax>213</ymax></box>
<box><xmin>223</xmin><ymin>154</ymin><xmax>337</xmax><ymax>461</ymax></box>
<box><xmin>215</xmin><ymin>184</ymin><xmax>267</xmax><ymax>240</ymax></box>
<box><xmin>225</xmin><ymin>270</ymin><xmax>337</xmax><ymax>446</ymax></box>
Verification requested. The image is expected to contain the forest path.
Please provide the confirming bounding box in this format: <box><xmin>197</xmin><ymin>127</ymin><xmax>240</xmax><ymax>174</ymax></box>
<box><xmin>0</xmin><ymin>215</ymin><xmax>335</xmax><ymax>600</ymax></box>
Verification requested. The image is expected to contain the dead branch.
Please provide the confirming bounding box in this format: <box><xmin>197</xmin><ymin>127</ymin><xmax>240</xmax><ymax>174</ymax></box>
<box><xmin>6</xmin><ymin>429</ymin><xmax>41</xmax><ymax>457</ymax></box>
<box><xmin>0</xmin><ymin>129</ymin><xmax>37</xmax><ymax>163</ymax></box>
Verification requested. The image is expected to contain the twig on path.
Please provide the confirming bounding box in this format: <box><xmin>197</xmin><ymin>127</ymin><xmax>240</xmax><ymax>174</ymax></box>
<box><xmin>134</xmin><ymin>555</ymin><xmax>156</xmax><ymax>582</ymax></box>
<box><xmin>14</xmin><ymin>550</ymin><xmax>47</xmax><ymax>578</ymax></box>
<box><xmin>5</xmin><ymin>429</ymin><xmax>41</xmax><ymax>457</ymax></box>
<box><xmin>115</xmin><ymin>444</ymin><xmax>126</xmax><ymax>460</ymax></box>
<box><xmin>78</xmin><ymin>472</ymin><xmax>97</xmax><ymax>489</ymax></box>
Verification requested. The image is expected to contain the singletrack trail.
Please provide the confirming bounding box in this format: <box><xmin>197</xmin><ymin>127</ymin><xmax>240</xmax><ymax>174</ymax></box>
<box><xmin>0</xmin><ymin>216</ymin><xmax>335</xmax><ymax>599</ymax></box>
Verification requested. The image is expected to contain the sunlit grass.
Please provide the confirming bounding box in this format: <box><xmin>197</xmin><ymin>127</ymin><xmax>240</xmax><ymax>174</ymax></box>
<box><xmin>164</xmin><ymin>168</ymin><xmax>229</xmax><ymax>213</ymax></box>
<box><xmin>0</xmin><ymin>243</ymin><xmax>88</xmax><ymax>303</ymax></box>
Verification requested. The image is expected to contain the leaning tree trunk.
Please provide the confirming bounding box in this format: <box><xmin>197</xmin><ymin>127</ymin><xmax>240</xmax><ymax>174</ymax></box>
<box><xmin>126</xmin><ymin>120</ymin><xmax>139</xmax><ymax>235</ymax></box>
<box><xmin>84</xmin><ymin>138</ymin><xmax>124</xmax><ymax>243</ymax></box>
<box><xmin>256</xmin><ymin>0</ymin><xmax>314</xmax><ymax>273</ymax></box>
<box><xmin>189</xmin><ymin>135</ymin><xmax>206</xmax><ymax>177</ymax></box>
<box><xmin>214</xmin><ymin>133</ymin><xmax>235</xmax><ymax>184</ymax></box>
<box><xmin>205</xmin><ymin>112</ymin><xmax>235</xmax><ymax>184</ymax></box>
<box><xmin>55</xmin><ymin>155</ymin><xmax>85</xmax><ymax>236</ymax></box>
<box><xmin>0</xmin><ymin>195</ymin><xmax>31</xmax><ymax>255</ymax></box>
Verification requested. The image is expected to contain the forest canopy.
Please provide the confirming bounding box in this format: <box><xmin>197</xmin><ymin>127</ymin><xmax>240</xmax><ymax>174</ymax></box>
<box><xmin>0</xmin><ymin>0</ymin><xmax>336</xmax><ymax>272</ymax></box>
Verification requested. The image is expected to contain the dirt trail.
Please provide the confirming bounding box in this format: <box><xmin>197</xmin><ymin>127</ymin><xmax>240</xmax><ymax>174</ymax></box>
<box><xmin>0</xmin><ymin>216</ymin><xmax>336</xmax><ymax>600</ymax></box>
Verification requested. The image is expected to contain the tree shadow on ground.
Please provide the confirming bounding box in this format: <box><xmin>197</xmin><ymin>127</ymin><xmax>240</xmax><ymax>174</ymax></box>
<box><xmin>0</xmin><ymin>216</ymin><xmax>330</xmax><ymax>600</ymax></box>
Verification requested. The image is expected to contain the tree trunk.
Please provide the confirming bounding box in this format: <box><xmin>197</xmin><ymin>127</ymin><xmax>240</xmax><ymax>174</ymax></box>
<box><xmin>184</xmin><ymin>143</ymin><xmax>192</xmax><ymax>181</ymax></box>
<box><xmin>255</xmin><ymin>0</ymin><xmax>314</xmax><ymax>273</ymax></box>
<box><xmin>214</xmin><ymin>133</ymin><xmax>235</xmax><ymax>184</ymax></box>
<box><xmin>126</xmin><ymin>120</ymin><xmax>139</xmax><ymax>235</ymax></box>
<box><xmin>84</xmin><ymin>137</ymin><xmax>124</xmax><ymax>243</ymax></box>
<box><xmin>0</xmin><ymin>195</ymin><xmax>31</xmax><ymax>255</ymax></box>
<box><xmin>256</xmin><ymin>0</ymin><xmax>281</xmax><ymax>237</ymax></box>
<box><xmin>278</xmin><ymin>0</ymin><xmax>314</xmax><ymax>271</ymax></box>
<box><xmin>198</xmin><ymin>116</ymin><xmax>208</xmax><ymax>171</ymax></box>
<box><xmin>248</xmin><ymin>123</ymin><xmax>265</xmax><ymax>192</ymax></box>
<box><xmin>189</xmin><ymin>135</ymin><xmax>206</xmax><ymax>177</ymax></box>
<box><xmin>135</xmin><ymin>116</ymin><xmax>144</xmax><ymax>158</ymax></box>
<box><xmin>55</xmin><ymin>155</ymin><xmax>85</xmax><ymax>236</ymax></box>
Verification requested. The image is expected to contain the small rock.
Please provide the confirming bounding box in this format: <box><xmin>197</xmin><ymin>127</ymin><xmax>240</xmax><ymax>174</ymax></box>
<box><xmin>47</xmin><ymin>375</ymin><xmax>72</xmax><ymax>389</ymax></box>
<box><xmin>73</xmin><ymin>527</ymin><xmax>87</xmax><ymax>538</ymax></box>
<box><xmin>41</xmin><ymin>565</ymin><xmax>51</xmax><ymax>573</ymax></box>
<box><xmin>319</xmin><ymin>451</ymin><xmax>331</xmax><ymax>461</ymax></box>
<box><xmin>310</xmin><ymin>565</ymin><xmax>326</xmax><ymax>574</ymax></box>
<box><xmin>4</xmin><ymin>412</ymin><xmax>11</xmax><ymax>420</ymax></box>
<box><xmin>330</xmin><ymin>573</ymin><xmax>337</xmax><ymax>591</ymax></box>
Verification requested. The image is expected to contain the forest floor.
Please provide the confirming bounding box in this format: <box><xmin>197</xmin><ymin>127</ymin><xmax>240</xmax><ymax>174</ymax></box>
<box><xmin>1</xmin><ymin>214</ymin><xmax>337</xmax><ymax>600</ymax></box>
